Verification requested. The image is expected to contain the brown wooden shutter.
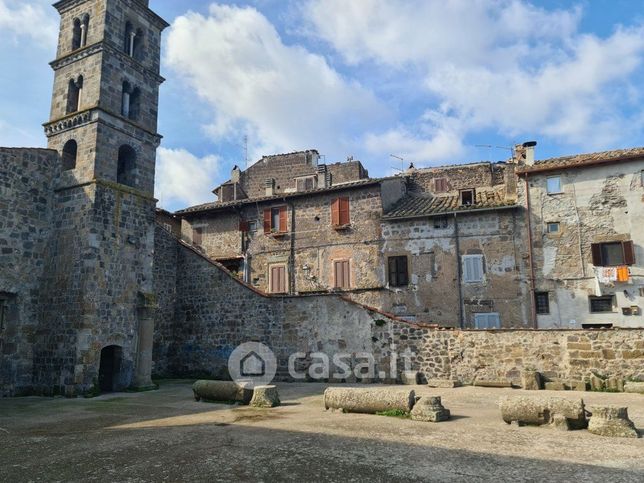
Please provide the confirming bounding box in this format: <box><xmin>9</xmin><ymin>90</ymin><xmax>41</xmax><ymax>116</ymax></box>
<box><xmin>591</xmin><ymin>243</ymin><xmax>602</xmax><ymax>266</ymax></box>
<box><xmin>263</xmin><ymin>209</ymin><xmax>271</xmax><ymax>234</ymax></box>
<box><xmin>239</xmin><ymin>220</ymin><xmax>249</xmax><ymax>232</ymax></box>
<box><xmin>343</xmin><ymin>260</ymin><xmax>350</xmax><ymax>288</ymax></box>
<box><xmin>388</xmin><ymin>257</ymin><xmax>396</xmax><ymax>286</ymax></box>
<box><xmin>398</xmin><ymin>257</ymin><xmax>408</xmax><ymax>285</ymax></box>
<box><xmin>192</xmin><ymin>227</ymin><xmax>202</xmax><ymax>245</ymax></box>
<box><xmin>331</xmin><ymin>198</ymin><xmax>340</xmax><ymax>226</ymax></box>
<box><xmin>623</xmin><ymin>240</ymin><xmax>635</xmax><ymax>265</ymax></box>
<box><xmin>339</xmin><ymin>197</ymin><xmax>350</xmax><ymax>225</ymax></box>
<box><xmin>334</xmin><ymin>261</ymin><xmax>341</xmax><ymax>288</ymax></box>
<box><xmin>279</xmin><ymin>206</ymin><xmax>288</xmax><ymax>233</ymax></box>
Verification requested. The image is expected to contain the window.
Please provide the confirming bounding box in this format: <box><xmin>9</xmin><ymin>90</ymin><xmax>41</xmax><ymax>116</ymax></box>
<box><xmin>263</xmin><ymin>206</ymin><xmax>287</xmax><ymax>234</ymax></box>
<box><xmin>333</xmin><ymin>260</ymin><xmax>351</xmax><ymax>289</ymax></box>
<box><xmin>589</xmin><ymin>296</ymin><xmax>614</xmax><ymax>313</ymax></box>
<box><xmin>66</xmin><ymin>76</ymin><xmax>83</xmax><ymax>114</ymax></box>
<box><xmin>248</xmin><ymin>220</ymin><xmax>257</xmax><ymax>233</ymax></box>
<box><xmin>116</xmin><ymin>145</ymin><xmax>137</xmax><ymax>187</ymax></box>
<box><xmin>474</xmin><ymin>313</ymin><xmax>500</xmax><ymax>329</ymax></box>
<box><xmin>124</xmin><ymin>22</ymin><xmax>143</xmax><ymax>58</ymax></box>
<box><xmin>62</xmin><ymin>139</ymin><xmax>77</xmax><ymax>171</ymax></box>
<box><xmin>270</xmin><ymin>265</ymin><xmax>287</xmax><ymax>294</ymax></box>
<box><xmin>546</xmin><ymin>176</ymin><xmax>562</xmax><ymax>194</ymax></box>
<box><xmin>72</xmin><ymin>15</ymin><xmax>89</xmax><ymax>50</ymax></box>
<box><xmin>192</xmin><ymin>227</ymin><xmax>203</xmax><ymax>246</ymax></box>
<box><xmin>331</xmin><ymin>197</ymin><xmax>350</xmax><ymax>227</ymax></box>
<box><xmin>0</xmin><ymin>296</ymin><xmax>7</xmax><ymax>333</ymax></box>
<box><xmin>546</xmin><ymin>222</ymin><xmax>560</xmax><ymax>234</ymax></box>
<box><xmin>433</xmin><ymin>216</ymin><xmax>448</xmax><ymax>229</ymax></box>
<box><xmin>535</xmin><ymin>292</ymin><xmax>550</xmax><ymax>315</ymax></box>
<box><xmin>462</xmin><ymin>254</ymin><xmax>484</xmax><ymax>283</ymax></box>
<box><xmin>121</xmin><ymin>82</ymin><xmax>140</xmax><ymax>120</ymax></box>
<box><xmin>296</xmin><ymin>176</ymin><xmax>317</xmax><ymax>192</ymax></box>
<box><xmin>591</xmin><ymin>241</ymin><xmax>635</xmax><ymax>266</ymax></box>
<box><xmin>460</xmin><ymin>189</ymin><xmax>475</xmax><ymax>206</ymax></box>
<box><xmin>434</xmin><ymin>177</ymin><xmax>448</xmax><ymax>193</ymax></box>
<box><xmin>388</xmin><ymin>256</ymin><xmax>409</xmax><ymax>287</ymax></box>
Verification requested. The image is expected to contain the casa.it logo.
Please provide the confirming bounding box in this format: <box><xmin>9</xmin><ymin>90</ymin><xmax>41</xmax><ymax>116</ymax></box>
<box><xmin>228</xmin><ymin>342</ymin><xmax>277</xmax><ymax>388</ymax></box>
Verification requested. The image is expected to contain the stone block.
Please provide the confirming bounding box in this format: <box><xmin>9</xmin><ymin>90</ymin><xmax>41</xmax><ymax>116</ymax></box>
<box><xmin>250</xmin><ymin>385</ymin><xmax>280</xmax><ymax>408</ymax></box>
<box><xmin>411</xmin><ymin>396</ymin><xmax>450</xmax><ymax>422</ymax></box>
<box><xmin>568</xmin><ymin>381</ymin><xmax>587</xmax><ymax>392</ymax></box>
<box><xmin>400</xmin><ymin>371</ymin><xmax>420</xmax><ymax>385</ymax></box>
<box><xmin>544</xmin><ymin>381</ymin><xmax>566</xmax><ymax>391</ymax></box>
<box><xmin>426</xmin><ymin>379</ymin><xmax>460</xmax><ymax>388</ymax></box>
<box><xmin>605</xmin><ymin>377</ymin><xmax>624</xmax><ymax>392</ymax></box>
<box><xmin>589</xmin><ymin>374</ymin><xmax>605</xmax><ymax>391</ymax></box>
<box><xmin>624</xmin><ymin>382</ymin><xmax>644</xmax><ymax>394</ymax></box>
<box><xmin>521</xmin><ymin>370</ymin><xmax>542</xmax><ymax>391</ymax></box>
<box><xmin>473</xmin><ymin>380</ymin><xmax>513</xmax><ymax>388</ymax></box>
<box><xmin>588</xmin><ymin>406</ymin><xmax>639</xmax><ymax>438</ymax></box>
<box><xmin>499</xmin><ymin>396</ymin><xmax>587</xmax><ymax>430</ymax></box>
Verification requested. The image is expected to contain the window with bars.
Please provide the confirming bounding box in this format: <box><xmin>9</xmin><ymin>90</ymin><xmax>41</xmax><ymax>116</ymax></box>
<box><xmin>589</xmin><ymin>296</ymin><xmax>614</xmax><ymax>313</ymax></box>
<box><xmin>388</xmin><ymin>256</ymin><xmax>409</xmax><ymax>287</ymax></box>
<box><xmin>333</xmin><ymin>260</ymin><xmax>351</xmax><ymax>289</ymax></box>
<box><xmin>269</xmin><ymin>265</ymin><xmax>287</xmax><ymax>294</ymax></box>
<box><xmin>331</xmin><ymin>197</ymin><xmax>350</xmax><ymax>227</ymax></box>
<box><xmin>535</xmin><ymin>292</ymin><xmax>550</xmax><ymax>314</ymax></box>
<box><xmin>462</xmin><ymin>255</ymin><xmax>484</xmax><ymax>283</ymax></box>
<box><xmin>474</xmin><ymin>313</ymin><xmax>500</xmax><ymax>329</ymax></box>
<box><xmin>591</xmin><ymin>241</ymin><xmax>635</xmax><ymax>266</ymax></box>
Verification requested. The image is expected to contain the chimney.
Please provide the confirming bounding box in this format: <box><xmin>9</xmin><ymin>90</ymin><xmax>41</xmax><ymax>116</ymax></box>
<box><xmin>231</xmin><ymin>165</ymin><xmax>241</xmax><ymax>183</ymax></box>
<box><xmin>523</xmin><ymin>141</ymin><xmax>537</xmax><ymax>166</ymax></box>
<box><xmin>265</xmin><ymin>178</ymin><xmax>275</xmax><ymax>196</ymax></box>
<box><xmin>316</xmin><ymin>164</ymin><xmax>330</xmax><ymax>188</ymax></box>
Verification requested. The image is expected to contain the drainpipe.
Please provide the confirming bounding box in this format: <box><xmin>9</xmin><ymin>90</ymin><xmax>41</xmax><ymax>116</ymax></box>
<box><xmin>524</xmin><ymin>174</ymin><xmax>538</xmax><ymax>329</ymax></box>
<box><xmin>454</xmin><ymin>213</ymin><xmax>465</xmax><ymax>329</ymax></box>
<box><xmin>288</xmin><ymin>201</ymin><xmax>296</xmax><ymax>295</ymax></box>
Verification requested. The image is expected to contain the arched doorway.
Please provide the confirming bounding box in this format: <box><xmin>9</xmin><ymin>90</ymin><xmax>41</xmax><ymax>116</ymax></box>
<box><xmin>98</xmin><ymin>345</ymin><xmax>123</xmax><ymax>392</ymax></box>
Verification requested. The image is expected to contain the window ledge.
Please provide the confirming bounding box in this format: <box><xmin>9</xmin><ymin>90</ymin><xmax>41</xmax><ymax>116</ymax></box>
<box><xmin>267</xmin><ymin>232</ymin><xmax>289</xmax><ymax>238</ymax></box>
<box><xmin>332</xmin><ymin>224</ymin><xmax>352</xmax><ymax>231</ymax></box>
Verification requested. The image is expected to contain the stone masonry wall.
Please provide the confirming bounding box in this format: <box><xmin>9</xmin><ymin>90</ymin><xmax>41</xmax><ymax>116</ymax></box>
<box><xmin>153</xmin><ymin>231</ymin><xmax>644</xmax><ymax>385</ymax></box>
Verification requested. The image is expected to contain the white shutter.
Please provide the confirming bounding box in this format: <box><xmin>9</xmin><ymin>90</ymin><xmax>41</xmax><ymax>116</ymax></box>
<box><xmin>463</xmin><ymin>255</ymin><xmax>484</xmax><ymax>283</ymax></box>
<box><xmin>475</xmin><ymin>313</ymin><xmax>500</xmax><ymax>329</ymax></box>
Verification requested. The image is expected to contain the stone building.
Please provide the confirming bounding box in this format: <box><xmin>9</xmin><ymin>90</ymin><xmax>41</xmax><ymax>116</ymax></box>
<box><xmin>517</xmin><ymin>146</ymin><xmax>644</xmax><ymax>329</ymax></box>
<box><xmin>0</xmin><ymin>0</ymin><xmax>168</xmax><ymax>396</ymax></box>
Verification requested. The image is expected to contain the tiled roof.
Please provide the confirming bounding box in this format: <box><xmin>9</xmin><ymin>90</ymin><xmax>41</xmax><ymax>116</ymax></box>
<box><xmin>383</xmin><ymin>189</ymin><xmax>516</xmax><ymax>220</ymax></box>
<box><xmin>517</xmin><ymin>146</ymin><xmax>644</xmax><ymax>174</ymax></box>
<box><xmin>176</xmin><ymin>177</ymin><xmax>386</xmax><ymax>215</ymax></box>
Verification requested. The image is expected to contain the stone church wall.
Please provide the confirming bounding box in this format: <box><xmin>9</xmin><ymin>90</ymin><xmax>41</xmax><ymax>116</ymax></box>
<box><xmin>0</xmin><ymin>148</ymin><xmax>59</xmax><ymax>396</ymax></box>
<box><xmin>153</xmin><ymin>229</ymin><xmax>644</xmax><ymax>385</ymax></box>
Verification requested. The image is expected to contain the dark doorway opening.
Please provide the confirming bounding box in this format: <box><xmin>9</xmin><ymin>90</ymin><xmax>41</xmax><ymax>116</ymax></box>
<box><xmin>98</xmin><ymin>345</ymin><xmax>123</xmax><ymax>392</ymax></box>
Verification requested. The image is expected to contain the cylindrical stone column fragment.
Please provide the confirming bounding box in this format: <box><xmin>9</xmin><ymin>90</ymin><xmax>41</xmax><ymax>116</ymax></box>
<box><xmin>192</xmin><ymin>380</ymin><xmax>253</xmax><ymax>404</ymax></box>
<box><xmin>324</xmin><ymin>387</ymin><xmax>416</xmax><ymax>414</ymax></box>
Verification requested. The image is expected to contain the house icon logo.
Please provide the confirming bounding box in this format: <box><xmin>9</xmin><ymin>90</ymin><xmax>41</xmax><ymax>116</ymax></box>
<box><xmin>228</xmin><ymin>342</ymin><xmax>276</xmax><ymax>387</ymax></box>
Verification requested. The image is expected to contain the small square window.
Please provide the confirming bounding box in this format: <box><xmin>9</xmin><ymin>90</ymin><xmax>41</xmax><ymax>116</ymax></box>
<box><xmin>474</xmin><ymin>313</ymin><xmax>500</xmax><ymax>329</ymax></box>
<box><xmin>546</xmin><ymin>176</ymin><xmax>562</xmax><ymax>194</ymax></box>
<box><xmin>535</xmin><ymin>292</ymin><xmax>550</xmax><ymax>314</ymax></box>
<box><xmin>546</xmin><ymin>222</ymin><xmax>560</xmax><ymax>234</ymax></box>
<box><xmin>433</xmin><ymin>216</ymin><xmax>448</xmax><ymax>229</ymax></box>
<box><xmin>248</xmin><ymin>220</ymin><xmax>257</xmax><ymax>233</ymax></box>
<box><xmin>589</xmin><ymin>296</ymin><xmax>614</xmax><ymax>313</ymax></box>
<box><xmin>460</xmin><ymin>189</ymin><xmax>475</xmax><ymax>206</ymax></box>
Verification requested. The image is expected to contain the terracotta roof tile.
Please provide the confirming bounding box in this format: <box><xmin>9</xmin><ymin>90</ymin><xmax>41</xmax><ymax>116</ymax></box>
<box><xmin>517</xmin><ymin>146</ymin><xmax>644</xmax><ymax>174</ymax></box>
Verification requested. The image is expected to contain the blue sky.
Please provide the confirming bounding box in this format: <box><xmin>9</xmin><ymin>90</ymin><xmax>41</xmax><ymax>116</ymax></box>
<box><xmin>1</xmin><ymin>0</ymin><xmax>643</xmax><ymax>212</ymax></box>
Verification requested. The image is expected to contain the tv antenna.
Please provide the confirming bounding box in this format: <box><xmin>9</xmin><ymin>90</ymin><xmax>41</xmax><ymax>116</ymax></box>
<box><xmin>243</xmin><ymin>135</ymin><xmax>249</xmax><ymax>169</ymax></box>
<box><xmin>390</xmin><ymin>154</ymin><xmax>404</xmax><ymax>172</ymax></box>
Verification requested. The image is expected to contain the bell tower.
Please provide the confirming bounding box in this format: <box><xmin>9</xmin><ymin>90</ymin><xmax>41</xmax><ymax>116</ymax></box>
<box><xmin>36</xmin><ymin>0</ymin><xmax>168</xmax><ymax>396</ymax></box>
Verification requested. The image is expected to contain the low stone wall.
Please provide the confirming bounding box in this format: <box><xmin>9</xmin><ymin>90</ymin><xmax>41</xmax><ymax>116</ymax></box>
<box><xmin>153</xmin><ymin>228</ymin><xmax>644</xmax><ymax>385</ymax></box>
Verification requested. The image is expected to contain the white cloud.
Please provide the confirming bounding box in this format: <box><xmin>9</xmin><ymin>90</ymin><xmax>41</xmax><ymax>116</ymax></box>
<box><xmin>155</xmin><ymin>147</ymin><xmax>220</xmax><ymax>209</ymax></box>
<box><xmin>0</xmin><ymin>0</ymin><xmax>58</xmax><ymax>47</ymax></box>
<box><xmin>165</xmin><ymin>4</ymin><xmax>387</xmax><ymax>163</ymax></box>
<box><xmin>303</xmin><ymin>0</ymin><xmax>644</xmax><ymax>150</ymax></box>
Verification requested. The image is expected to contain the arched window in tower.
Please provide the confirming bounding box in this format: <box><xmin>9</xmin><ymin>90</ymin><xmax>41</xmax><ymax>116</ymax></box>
<box><xmin>117</xmin><ymin>145</ymin><xmax>137</xmax><ymax>188</ymax></box>
<box><xmin>133</xmin><ymin>28</ymin><xmax>143</xmax><ymax>60</ymax></box>
<box><xmin>121</xmin><ymin>81</ymin><xmax>132</xmax><ymax>117</ymax></box>
<box><xmin>80</xmin><ymin>14</ymin><xmax>90</xmax><ymax>47</ymax></box>
<box><xmin>62</xmin><ymin>139</ymin><xmax>78</xmax><ymax>171</ymax></box>
<box><xmin>129</xmin><ymin>88</ymin><xmax>141</xmax><ymax>120</ymax></box>
<box><xmin>72</xmin><ymin>18</ymin><xmax>82</xmax><ymax>50</ymax></box>
<box><xmin>124</xmin><ymin>21</ymin><xmax>144</xmax><ymax>60</ymax></box>
<box><xmin>66</xmin><ymin>76</ymin><xmax>83</xmax><ymax>114</ymax></box>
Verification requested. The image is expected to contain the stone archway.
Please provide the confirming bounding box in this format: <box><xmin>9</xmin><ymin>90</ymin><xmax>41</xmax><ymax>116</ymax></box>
<box><xmin>98</xmin><ymin>345</ymin><xmax>123</xmax><ymax>392</ymax></box>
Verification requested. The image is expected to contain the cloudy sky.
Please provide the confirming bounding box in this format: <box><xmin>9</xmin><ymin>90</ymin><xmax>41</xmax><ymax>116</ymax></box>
<box><xmin>1</xmin><ymin>0</ymin><xmax>643</xmax><ymax>211</ymax></box>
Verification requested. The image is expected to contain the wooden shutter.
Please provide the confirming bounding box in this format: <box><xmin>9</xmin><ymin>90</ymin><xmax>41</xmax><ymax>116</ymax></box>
<box><xmin>622</xmin><ymin>240</ymin><xmax>635</xmax><ymax>265</ymax></box>
<box><xmin>271</xmin><ymin>266</ymin><xmax>286</xmax><ymax>293</ymax></box>
<box><xmin>338</xmin><ymin>197</ymin><xmax>350</xmax><ymax>226</ymax></box>
<box><xmin>192</xmin><ymin>227</ymin><xmax>202</xmax><ymax>245</ymax></box>
<box><xmin>334</xmin><ymin>260</ymin><xmax>350</xmax><ymax>289</ymax></box>
<box><xmin>279</xmin><ymin>206</ymin><xmax>288</xmax><ymax>233</ymax></box>
<box><xmin>331</xmin><ymin>198</ymin><xmax>340</xmax><ymax>226</ymax></box>
<box><xmin>263</xmin><ymin>209</ymin><xmax>271</xmax><ymax>234</ymax></box>
<box><xmin>388</xmin><ymin>257</ymin><xmax>396</xmax><ymax>286</ymax></box>
<box><xmin>590</xmin><ymin>243</ymin><xmax>602</xmax><ymax>266</ymax></box>
<box><xmin>239</xmin><ymin>220</ymin><xmax>249</xmax><ymax>232</ymax></box>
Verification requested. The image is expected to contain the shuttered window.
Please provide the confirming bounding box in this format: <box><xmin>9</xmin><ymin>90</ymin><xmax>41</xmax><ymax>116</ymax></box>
<box><xmin>388</xmin><ymin>256</ymin><xmax>409</xmax><ymax>287</ymax></box>
<box><xmin>333</xmin><ymin>260</ymin><xmax>351</xmax><ymax>289</ymax></box>
<box><xmin>331</xmin><ymin>197</ymin><xmax>350</xmax><ymax>227</ymax></box>
<box><xmin>591</xmin><ymin>241</ymin><xmax>635</xmax><ymax>266</ymax></box>
<box><xmin>462</xmin><ymin>255</ymin><xmax>484</xmax><ymax>283</ymax></box>
<box><xmin>474</xmin><ymin>313</ymin><xmax>500</xmax><ymax>329</ymax></box>
<box><xmin>263</xmin><ymin>206</ymin><xmax>288</xmax><ymax>234</ymax></box>
<box><xmin>192</xmin><ymin>227</ymin><xmax>203</xmax><ymax>246</ymax></box>
<box><xmin>435</xmin><ymin>177</ymin><xmax>448</xmax><ymax>193</ymax></box>
<box><xmin>270</xmin><ymin>265</ymin><xmax>287</xmax><ymax>294</ymax></box>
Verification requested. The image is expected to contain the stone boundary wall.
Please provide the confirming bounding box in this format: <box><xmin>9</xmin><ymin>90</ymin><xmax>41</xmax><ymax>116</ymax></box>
<box><xmin>153</xmin><ymin>226</ymin><xmax>644</xmax><ymax>385</ymax></box>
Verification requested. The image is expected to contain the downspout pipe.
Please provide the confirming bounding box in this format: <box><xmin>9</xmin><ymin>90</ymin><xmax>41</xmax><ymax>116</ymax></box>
<box><xmin>524</xmin><ymin>174</ymin><xmax>538</xmax><ymax>329</ymax></box>
<box><xmin>454</xmin><ymin>213</ymin><xmax>465</xmax><ymax>329</ymax></box>
<box><xmin>288</xmin><ymin>200</ymin><xmax>296</xmax><ymax>295</ymax></box>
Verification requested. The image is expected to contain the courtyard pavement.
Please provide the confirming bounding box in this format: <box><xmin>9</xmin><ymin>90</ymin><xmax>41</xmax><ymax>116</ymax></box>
<box><xmin>0</xmin><ymin>381</ymin><xmax>643</xmax><ymax>482</ymax></box>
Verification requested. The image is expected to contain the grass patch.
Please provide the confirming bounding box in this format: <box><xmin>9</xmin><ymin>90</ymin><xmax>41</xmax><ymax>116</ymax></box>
<box><xmin>375</xmin><ymin>409</ymin><xmax>411</xmax><ymax>418</ymax></box>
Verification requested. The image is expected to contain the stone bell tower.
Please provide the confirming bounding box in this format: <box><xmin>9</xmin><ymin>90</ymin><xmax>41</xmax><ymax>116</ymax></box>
<box><xmin>37</xmin><ymin>0</ymin><xmax>168</xmax><ymax>395</ymax></box>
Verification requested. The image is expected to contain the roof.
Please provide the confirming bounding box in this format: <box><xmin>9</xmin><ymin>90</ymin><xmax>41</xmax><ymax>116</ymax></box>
<box><xmin>176</xmin><ymin>178</ymin><xmax>387</xmax><ymax>215</ymax></box>
<box><xmin>383</xmin><ymin>189</ymin><xmax>516</xmax><ymax>220</ymax></box>
<box><xmin>517</xmin><ymin>146</ymin><xmax>644</xmax><ymax>174</ymax></box>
